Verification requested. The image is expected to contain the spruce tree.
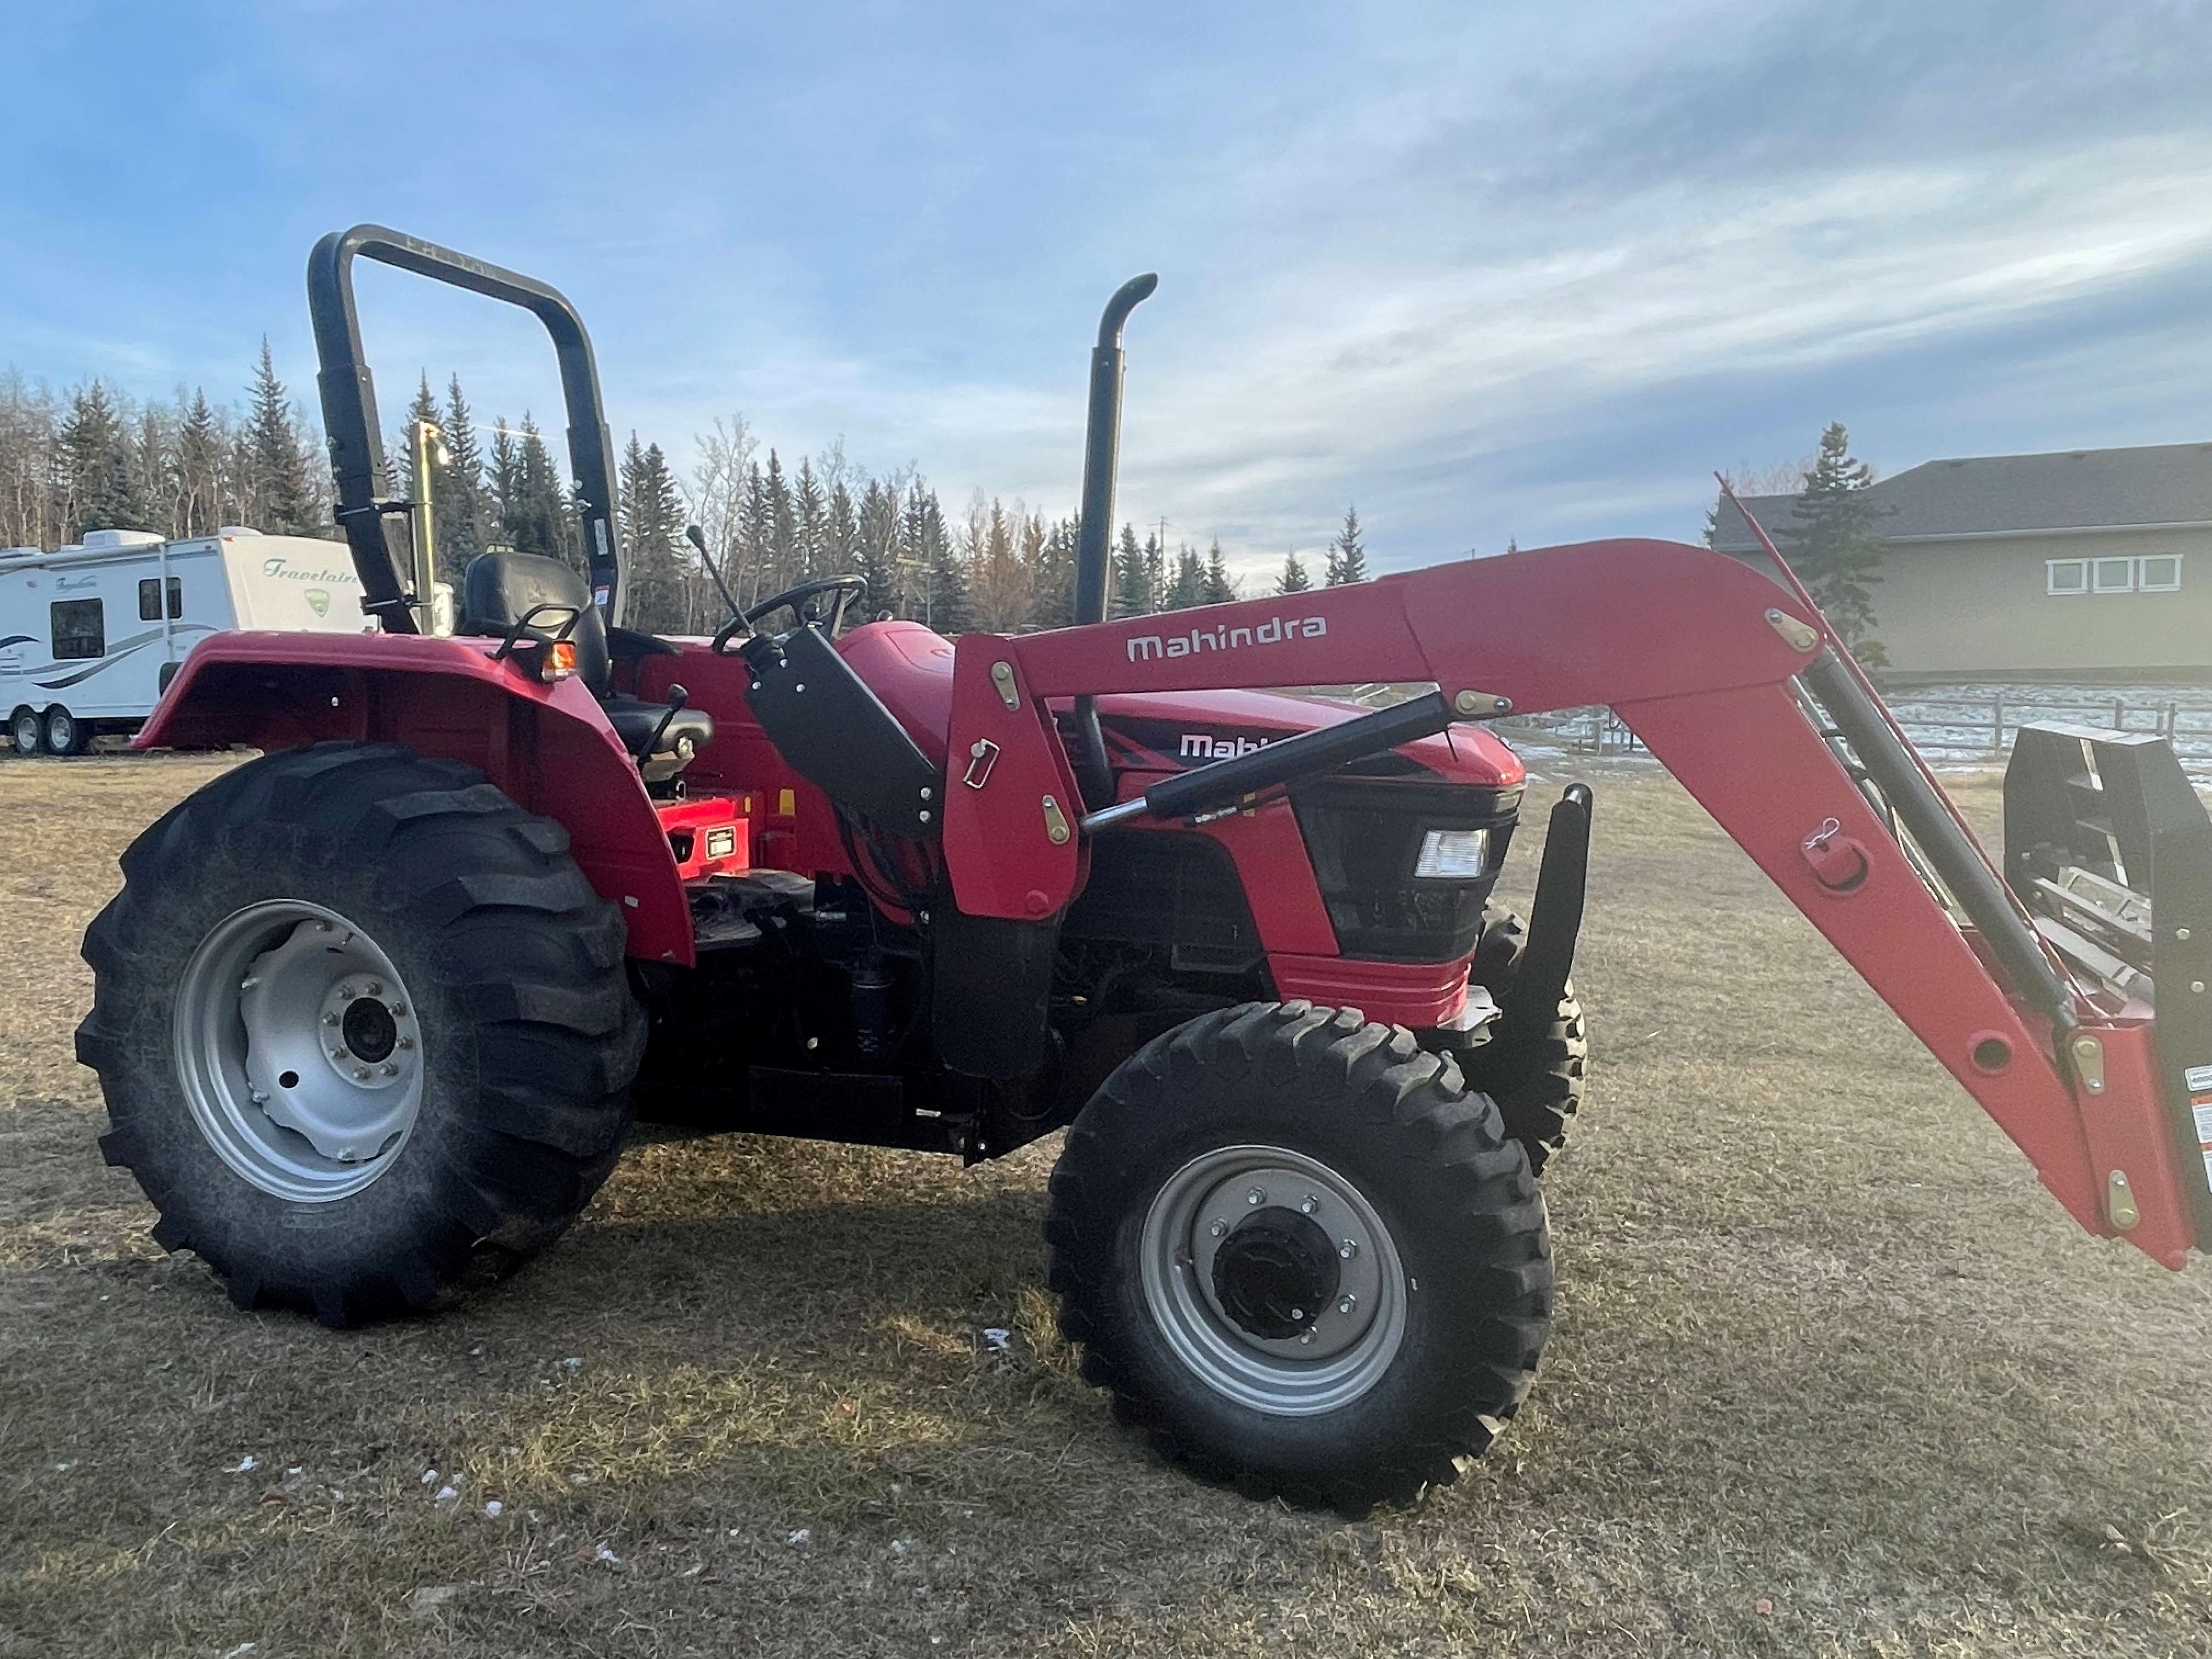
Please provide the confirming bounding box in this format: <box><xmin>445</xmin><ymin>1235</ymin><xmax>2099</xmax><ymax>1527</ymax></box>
<box><xmin>826</xmin><ymin>477</ymin><xmax>858</xmax><ymax>578</ymax></box>
<box><xmin>1775</xmin><ymin>422</ymin><xmax>1890</xmax><ymax>663</ymax></box>
<box><xmin>488</xmin><ymin>420</ymin><xmax>522</xmax><ymax>546</ymax></box>
<box><xmin>245</xmin><ymin>339</ymin><xmax>314</xmax><ymax>533</ymax></box>
<box><xmin>619</xmin><ymin>433</ymin><xmax>689</xmax><ymax>631</ymax></box>
<box><xmin>792</xmin><ymin>457</ymin><xmax>826</xmax><ymax>579</ymax></box>
<box><xmin>1277</xmin><ymin>549</ymin><xmax>1311</xmax><ymax>595</ymax></box>
<box><xmin>1203</xmin><ymin>538</ymin><xmax>1234</xmax><ymax>606</ymax></box>
<box><xmin>904</xmin><ymin>483</ymin><xmax>967</xmax><ymax>631</ymax></box>
<box><xmin>855</xmin><ymin>477</ymin><xmax>904</xmax><ymax>620</ymax></box>
<box><xmin>1029</xmin><ymin>515</ymin><xmax>1078</xmax><ymax>629</ymax></box>
<box><xmin>1166</xmin><ymin>544</ymin><xmax>1205</xmax><ymax>609</ymax></box>
<box><xmin>1327</xmin><ymin>505</ymin><xmax>1367</xmax><ymax>585</ymax></box>
<box><xmin>501</xmin><ymin>414</ymin><xmax>574</xmax><ymax>566</ymax></box>
<box><xmin>441</xmin><ymin>375</ymin><xmax>487</xmax><ymax>566</ymax></box>
<box><xmin>1112</xmin><ymin>523</ymin><xmax>1153</xmax><ymax>618</ymax></box>
<box><xmin>59</xmin><ymin>381</ymin><xmax>148</xmax><ymax>535</ymax></box>
<box><xmin>174</xmin><ymin>388</ymin><xmax>225</xmax><ymax>535</ymax></box>
<box><xmin>763</xmin><ymin>449</ymin><xmax>797</xmax><ymax>590</ymax></box>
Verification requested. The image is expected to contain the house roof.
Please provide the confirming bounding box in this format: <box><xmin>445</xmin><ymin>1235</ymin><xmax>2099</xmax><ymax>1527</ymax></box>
<box><xmin>1710</xmin><ymin>441</ymin><xmax>2212</xmax><ymax>553</ymax></box>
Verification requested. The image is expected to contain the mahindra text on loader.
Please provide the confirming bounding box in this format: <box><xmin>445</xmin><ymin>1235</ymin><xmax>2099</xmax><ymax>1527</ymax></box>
<box><xmin>77</xmin><ymin>228</ymin><xmax>2212</xmax><ymax>1511</ymax></box>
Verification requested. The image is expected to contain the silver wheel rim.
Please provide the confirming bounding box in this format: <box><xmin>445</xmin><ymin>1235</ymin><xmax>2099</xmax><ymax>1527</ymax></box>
<box><xmin>172</xmin><ymin>900</ymin><xmax>425</xmax><ymax>1202</ymax></box>
<box><xmin>44</xmin><ymin>712</ymin><xmax>70</xmax><ymax>752</ymax></box>
<box><xmin>12</xmin><ymin>713</ymin><xmax>37</xmax><ymax>752</ymax></box>
<box><xmin>1139</xmin><ymin>1143</ymin><xmax>1408</xmax><ymax>1415</ymax></box>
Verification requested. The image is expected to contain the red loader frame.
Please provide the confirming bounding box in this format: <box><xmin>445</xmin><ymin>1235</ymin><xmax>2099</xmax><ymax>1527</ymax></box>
<box><xmin>942</xmin><ymin>533</ymin><xmax>2208</xmax><ymax>1272</ymax></box>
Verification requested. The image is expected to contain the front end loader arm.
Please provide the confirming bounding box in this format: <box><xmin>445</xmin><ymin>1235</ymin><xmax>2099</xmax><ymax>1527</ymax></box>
<box><xmin>941</xmin><ymin>538</ymin><xmax>2208</xmax><ymax>1269</ymax></box>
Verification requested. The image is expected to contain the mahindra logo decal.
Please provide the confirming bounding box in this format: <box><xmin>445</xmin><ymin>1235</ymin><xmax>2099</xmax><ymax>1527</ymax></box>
<box><xmin>1127</xmin><ymin>614</ymin><xmax>1326</xmax><ymax>663</ymax></box>
<box><xmin>1180</xmin><ymin>732</ymin><xmax>1276</xmax><ymax>759</ymax></box>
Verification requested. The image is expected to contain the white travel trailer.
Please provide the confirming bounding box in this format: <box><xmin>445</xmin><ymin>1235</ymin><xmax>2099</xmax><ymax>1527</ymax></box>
<box><xmin>2</xmin><ymin>527</ymin><xmax>372</xmax><ymax>755</ymax></box>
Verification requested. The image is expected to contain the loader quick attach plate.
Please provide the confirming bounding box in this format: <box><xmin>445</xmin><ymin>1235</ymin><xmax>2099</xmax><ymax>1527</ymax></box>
<box><xmin>2005</xmin><ymin>723</ymin><xmax>2212</xmax><ymax>1248</ymax></box>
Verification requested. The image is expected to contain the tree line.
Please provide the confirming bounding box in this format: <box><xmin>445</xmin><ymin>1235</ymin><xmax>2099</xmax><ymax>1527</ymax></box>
<box><xmin>2</xmin><ymin>347</ymin><xmax>1381</xmax><ymax>638</ymax></box>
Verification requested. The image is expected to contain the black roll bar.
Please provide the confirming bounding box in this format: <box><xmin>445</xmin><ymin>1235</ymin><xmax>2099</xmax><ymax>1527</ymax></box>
<box><xmin>305</xmin><ymin>224</ymin><xmax>624</xmax><ymax>632</ymax></box>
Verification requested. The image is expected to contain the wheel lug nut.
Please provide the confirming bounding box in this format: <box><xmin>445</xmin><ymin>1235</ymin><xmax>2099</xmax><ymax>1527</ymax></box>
<box><xmin>1289</xmin><ymin>1307</ymin><xmax>1305</xmax><ymax>1322</ymax></box>
<box><xmin>1246</xmin><ymin>1187</ymin><xmax>1265</xmax><ymax>1206</ymax></box>
<box><xmin>1208</xmin><ymin>1219</ymin><xmax>1228</xmax><ymax>1238</ymax></box>
<box><xmin>380</xmin><ymin>1063</ymin><xmax>399</xmax><ymax>1077</ymax></box>
<box><xmin>1299</xmin><ymin>1330</ymin><xmax>1316</xmax><ymax>1345</ymax></box>
<box><xmin>353</xmin><ymin>1067</ymin><xmax>371</xmax><ymax>1081</ymax></box>
<box><xmin>1337</xmin><ymin>1295</ymin><xmax>1356</xmax><ymax>1315</ymax></box>
<box><xmin>238</xmin><ymin>977</ymin><xmax>259</xmax><ymax>991</ymax></box>
<box><xmin>390</xmin><ymin>1003</ymin><xmax>407</xmax><ymax>1017</ymax></box>
<box><xmin>364</xmin><ymin>981</ymin><xmax>382</xmax><ymax>997</ymax></box>
<box><xmin>1300</xmin><ymin>1194</ymin><xmax>1319</xmax><ymax>1215</ymax></box>
<box><xmin>396</xmin><ymin>1036</ymin><xmax>414</xmax><ymax>1051</ymax></box>
<box><xmin>329</xmin><ymin>1048</ymin><xmax>347</xmax><ymax>1060</ymax></box>
<box><xmin>323</xmin><ymin>1012</ymin><xmax>340</xmax><ymax>1026</ymax></box>
<box><xmin>1339</xmin><ymin>1240</ymin><xmax>1358</xmax><ymax>1260</ymax></box>
<box><xmin>337</xmin><ymin>984</ymin><xmax>354</xmax><ymax>1000</ymax></box>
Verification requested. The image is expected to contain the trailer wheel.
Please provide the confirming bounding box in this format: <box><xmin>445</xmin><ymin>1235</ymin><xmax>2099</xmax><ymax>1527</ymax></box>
<box><xmin>1456</xmin><ymin>910</ymin><xmax>1586</xmax><ymax>1174</ymax></box>
<box><xmin>75</xmin><ymin>741</ymin><xmax>644</xmax><ymax>1327</ymax></box>
<box><xmin>1046</xmin><ymin>1001</ymin><xmax>1552</xmax><ymax>1512</ymax></box>
<box><xmin>9</xmin><ymin>706</ymin><xmax>39</xmax><ymax>755</ymax></box>
<box><xmin>41</xmin><ymin>705</ymin><xmax>87</xmax><ymax>756</ymax></box>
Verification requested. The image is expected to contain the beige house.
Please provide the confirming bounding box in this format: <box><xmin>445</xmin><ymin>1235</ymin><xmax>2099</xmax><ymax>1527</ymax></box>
<box><xmin>1712</xmin><ymin>442</ymin><xmax>2212</xmax><ymax>683</ymax></box>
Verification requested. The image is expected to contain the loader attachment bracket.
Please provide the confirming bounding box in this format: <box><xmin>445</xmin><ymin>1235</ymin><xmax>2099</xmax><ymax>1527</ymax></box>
<box><xmin>2006</xmin><ymin>723</ymin><xmax>2212</xmax><ymax>1248</ymax></box>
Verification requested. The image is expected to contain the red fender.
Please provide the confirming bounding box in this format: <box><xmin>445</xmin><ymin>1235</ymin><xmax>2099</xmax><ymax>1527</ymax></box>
<box><xmin>136</xmin><ymin>631</ymin><xmax>694</xmax><ymax>965</ymax></box>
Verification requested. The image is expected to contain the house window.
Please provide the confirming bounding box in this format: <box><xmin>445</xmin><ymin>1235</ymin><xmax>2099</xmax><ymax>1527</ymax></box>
<box><xmin>2093</xmin><ymin>557</ymin><xmax>2135</xmax><ymax>593</ymax></box>
<box><xmin>2047</xmin><ymin>559</ymin><xmax>2087</xmax><ymax>595</ymax></box>
<box><xmin>137</xmin><ymin>576</ymin><xmax>183</xmax><ymax>619</ymax></box>
<box><xmin>2138</xmin><ymin>555</ymin><xmax>2182</xmax><ymax>592</ymax></box>
<box><xmin>50</xmin><ymin>599</ymin><xmax>104</xmax><ymax>659</ymax></box>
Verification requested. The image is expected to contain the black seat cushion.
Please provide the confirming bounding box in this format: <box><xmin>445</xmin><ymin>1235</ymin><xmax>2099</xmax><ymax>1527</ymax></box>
<box><xmin>460</xmin><ymin>552</ymin><xmax>611</xmax><ymax>693</ymax></box>
<box><xmin>602</xmin><ymin>695</ymin><xmax>715</xmax><ymax>758</ymax></box>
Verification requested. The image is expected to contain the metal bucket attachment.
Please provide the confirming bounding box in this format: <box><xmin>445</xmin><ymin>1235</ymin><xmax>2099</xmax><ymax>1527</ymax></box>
<box><xmin>2006</xmin><ymin>722</ymin><xmax>2212</xmax><ymax>1246</ymax></box>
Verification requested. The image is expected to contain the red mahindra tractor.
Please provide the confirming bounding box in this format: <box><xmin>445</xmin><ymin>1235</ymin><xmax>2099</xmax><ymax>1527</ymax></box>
<box><xmin>78</xmin><ymin>228</ymin><xmax>2212</xmax><ymax>1511</ymax></box>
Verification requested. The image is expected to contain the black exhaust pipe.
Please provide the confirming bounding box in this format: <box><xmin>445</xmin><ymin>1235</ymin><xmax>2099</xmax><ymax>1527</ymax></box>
<box><xmin>1070</xmin><ymin>272</ymin><xmax>1157</xmax><ymax>806</ymax></box>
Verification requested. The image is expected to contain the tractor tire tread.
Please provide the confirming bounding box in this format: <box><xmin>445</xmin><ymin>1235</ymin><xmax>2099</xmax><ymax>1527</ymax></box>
<box><xmin>1046</xmin><ymin>1000</ymin><xmax>1552</xmax><ymax>1514</ymax></box>
<box><xmin>76</xmin><ymin>741</ymin><xmax>642</xmax><ymax>1328</ymax></box>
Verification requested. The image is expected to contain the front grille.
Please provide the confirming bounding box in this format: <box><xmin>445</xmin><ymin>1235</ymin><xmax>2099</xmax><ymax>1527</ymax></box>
<box><xmin>1290</xmin><ymin>777</ymin><xmax>1519</xmax><ymax>961</ymax></box>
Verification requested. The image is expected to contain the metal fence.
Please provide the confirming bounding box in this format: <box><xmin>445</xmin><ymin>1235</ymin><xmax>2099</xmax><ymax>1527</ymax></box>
<box><xmin>1496</xmin><ymin>687</ymin><xmax>2212</xmax><ymax>783</ymax></box>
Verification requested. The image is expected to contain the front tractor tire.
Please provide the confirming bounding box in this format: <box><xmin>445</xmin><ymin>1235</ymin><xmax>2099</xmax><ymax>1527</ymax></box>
<box><xmin>1456</xmin><ymin>910</ymin><xmax>1587</xmax><ymax>1175</ymax></box>
<box><xmin>1046</xmin><ymin>1002</ymin><xmax>1553</xmax><ymax>1512</ymax></box>
<box><xmin>76</xmin><ymin>742</ymin><xmax>644</xmax><ymax>1327</ymax></box>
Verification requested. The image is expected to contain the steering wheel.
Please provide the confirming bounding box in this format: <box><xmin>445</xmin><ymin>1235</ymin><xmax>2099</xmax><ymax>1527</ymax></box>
<box><xmin>711</xmin><ymin>574</ymin><xmax>868</xmax><ymax>655</ymax></box>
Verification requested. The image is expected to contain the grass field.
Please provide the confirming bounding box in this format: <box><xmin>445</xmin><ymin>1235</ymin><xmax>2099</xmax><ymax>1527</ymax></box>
<box><xmin>4</xmin><ymin>753</ymin><xmax>2210</xmax><ymax>1657</ymax></box>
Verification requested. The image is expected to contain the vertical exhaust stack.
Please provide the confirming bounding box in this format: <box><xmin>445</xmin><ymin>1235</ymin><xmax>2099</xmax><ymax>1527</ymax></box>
<box><xmin>1071</xmin><ymin>272</ymin><xmax>1158</xmax><ymax>806</ymax></box>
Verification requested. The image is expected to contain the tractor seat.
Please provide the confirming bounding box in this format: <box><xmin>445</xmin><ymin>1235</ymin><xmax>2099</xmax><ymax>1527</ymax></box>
<box><xmin>600</xmin><ymin>695</ymin><xmax>715</xmax><ymax>778</ymax></box>
<box><xmin>459</xmin><ymin>552</ymin><xmax>713</xmax><ymax>779</ymax></box>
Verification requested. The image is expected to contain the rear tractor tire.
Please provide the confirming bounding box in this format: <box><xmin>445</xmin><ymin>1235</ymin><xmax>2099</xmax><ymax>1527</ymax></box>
<box><xmin>1045</xmin><ymin>1001</ymin><xmax>1553</xmax><ymax>1512</ymax></box>
<box><xmin>1455</xmin><ymin>910</ymin><xmax>1587</xmax><ymax>1175</ymax></box>
<box><xmin>76</xmin><ymin>741</ymin><xmax>644</xmax><ymax>1327</ymax></box>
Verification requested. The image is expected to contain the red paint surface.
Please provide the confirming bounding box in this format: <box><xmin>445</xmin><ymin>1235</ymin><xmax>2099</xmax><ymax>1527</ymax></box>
<box><xmin>138</xmin><ymin>631</ymin><xmax>695</xmax><ymax>964</ymax></box>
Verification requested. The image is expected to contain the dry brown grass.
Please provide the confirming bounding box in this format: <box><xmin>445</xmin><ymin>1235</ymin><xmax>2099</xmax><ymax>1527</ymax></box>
<box><xmin>3</xmin><ymin>750</ymin><xmax>2210</xmax><ymax>1657</ymax></box>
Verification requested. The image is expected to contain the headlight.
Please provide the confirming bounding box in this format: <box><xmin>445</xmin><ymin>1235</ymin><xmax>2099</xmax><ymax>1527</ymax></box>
<box><xmin>1413</xmin><ymin>827</ymin><xmax>1490</xmax><ymax>879</ymax></box>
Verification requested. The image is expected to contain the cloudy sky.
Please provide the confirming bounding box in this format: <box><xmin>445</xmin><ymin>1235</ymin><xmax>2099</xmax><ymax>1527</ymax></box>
<box><xmin>3</xmin><ymin>1</ymin><xmax>2207</xmax><ymax>585</ymax></box>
